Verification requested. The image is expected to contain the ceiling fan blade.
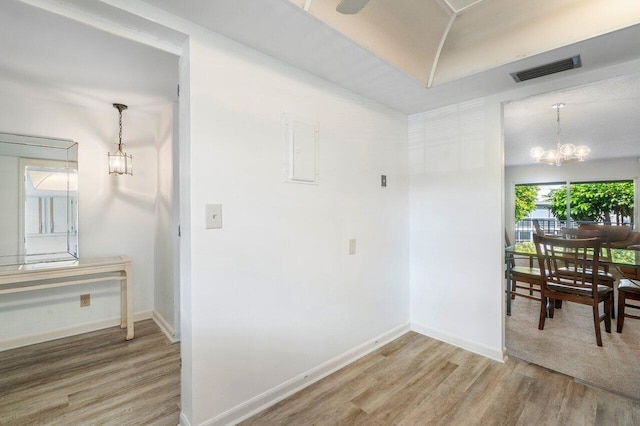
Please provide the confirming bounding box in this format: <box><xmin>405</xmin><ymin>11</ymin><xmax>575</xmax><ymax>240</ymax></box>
<box><xmin>336</xmin><ymin>0</ymin><xmax>370</xmax><ymax>14</ymax></box>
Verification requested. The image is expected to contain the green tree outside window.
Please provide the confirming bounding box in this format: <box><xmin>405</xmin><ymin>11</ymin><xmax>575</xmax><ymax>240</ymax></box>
<box><xmin>547</xmin><ymin>181</ymin><xmax>634</xmax><ymax>225</ymax></box>
<box><xmin>514</xmin><ymin>185</ymin><xmax>540</xmax><ymax>221</ymax></box>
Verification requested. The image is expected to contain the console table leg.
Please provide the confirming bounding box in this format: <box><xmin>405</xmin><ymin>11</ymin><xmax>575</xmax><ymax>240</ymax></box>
<box><xmin>124</xmin><ymin>264</ymin><xmax>134</xmax><ymax>340</ymax></box>
<box><xmin>120</xmin><ymin>279</ymin><xmax>126</xmax><ymax>329</ymax></box>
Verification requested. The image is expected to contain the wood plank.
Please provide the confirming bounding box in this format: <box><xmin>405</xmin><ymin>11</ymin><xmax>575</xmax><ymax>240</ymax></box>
<box><xmin>594</xmin><ymin>390</ymin><xmax>637</xmax><ymax>425</ymax></box>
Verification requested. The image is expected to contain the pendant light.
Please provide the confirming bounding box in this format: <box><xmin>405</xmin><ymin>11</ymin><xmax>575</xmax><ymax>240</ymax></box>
<box><xmin>108</xmin><ymin>103</ymin><xmax>133</xmax><ymax>175</ymax></box>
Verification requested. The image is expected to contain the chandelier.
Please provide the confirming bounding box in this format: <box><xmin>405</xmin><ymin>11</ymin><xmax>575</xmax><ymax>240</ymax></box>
<box><xmin>529</xmin><ymin>103</ymin><xmax>590</xmax><ymax>166</ymax></box>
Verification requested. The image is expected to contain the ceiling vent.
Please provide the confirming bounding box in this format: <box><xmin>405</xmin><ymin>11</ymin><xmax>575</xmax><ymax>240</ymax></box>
<box><xmin>510</xmin><ymin>55</ymin><xmax>582</xmax><ymax>83</ymax></box>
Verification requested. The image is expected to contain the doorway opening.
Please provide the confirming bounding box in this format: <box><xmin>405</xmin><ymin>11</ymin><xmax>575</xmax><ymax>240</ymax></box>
<box><xmin>503</xmin><ymin>75</ymin><xmax>640</xmax><ymax>399</ymax></box>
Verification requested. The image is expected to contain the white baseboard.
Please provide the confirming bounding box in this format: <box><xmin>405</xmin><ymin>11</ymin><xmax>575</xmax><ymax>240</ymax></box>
<box><xmin>410</xmin><ymin>321</ymin><xmax>504</xmax><ymax>363</ymax></box>
<box><xmin>0</xmin><ymin>310</ymin><xmax>153</xmax><ymax>352</ymax></box>
<box><xmin>180</xmin><ymin>412</ymin><xmax>192</xmax><ymax>426</ymax></box>
<box><xmin>198</xmin><ymin>322</ymin><xmax>410</xmax><ymax>426</ymax></box>
<box><xmin>152</xmin><ymin>310</ymin><xmax>178</xmax><ymax>343</ymax></box>
<box><xmin>134</xmin><ymin>310</ymin><xmax>154</xmax><ymax>321</ymax></box>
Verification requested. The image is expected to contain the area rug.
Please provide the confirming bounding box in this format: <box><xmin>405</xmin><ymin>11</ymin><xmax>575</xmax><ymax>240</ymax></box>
<box><xmin>506</xmin><ymin>287</ymin><xmax>640</xmax><ymax>400</ymax></box>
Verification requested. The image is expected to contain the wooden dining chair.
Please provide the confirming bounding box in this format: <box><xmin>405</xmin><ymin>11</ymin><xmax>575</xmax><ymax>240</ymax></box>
<box><xmin>533</xmin><ymin>233</ymin><xmax>613</xmax><ymax>347</ymax></box>
<box><xmin>617</xmin><ymin>279</ymin><xmax>640</xmax><ymax>333</ymax></box>
<box><xmin>561</xmin><ymin>227</ymin><xmax>616</xmax><ymax>318</ymax></box>
<box><xmin>505</xmin><ymin>231</ymin><xmax>542</xmax><ymax>303</ymax></box>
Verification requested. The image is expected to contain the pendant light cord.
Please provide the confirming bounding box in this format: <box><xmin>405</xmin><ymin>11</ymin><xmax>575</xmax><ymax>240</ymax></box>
<box><xmin>118</xmin><ymin>109</ymin><xmax>123</xmax><ymax>150</ymax></box>
<box><xmin>113</xmin><ymin>103</ymin><xmax>128</xmax><ymax>151</ymax></box>
<box><xmin>556</xmin><ymin>105</ymin><xmax>561</xmax><ymax>148</ymax></box>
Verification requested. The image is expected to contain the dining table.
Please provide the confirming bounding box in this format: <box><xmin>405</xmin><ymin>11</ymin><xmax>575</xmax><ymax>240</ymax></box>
<box><xmin>505</xmin><ymin>242</ymin><xmax>640</xmax><ymax>316</ymax></box>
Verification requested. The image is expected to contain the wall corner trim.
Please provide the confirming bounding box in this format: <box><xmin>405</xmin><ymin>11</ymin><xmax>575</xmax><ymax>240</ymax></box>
<box><xmin>202</xmin><ymin>322</ymin><xmax>411</xmax><ymax>426</ymax></box>
<box><xmin>410</xmin><ymin>321</ymin><xmax>504</xmax><ymax>363</ymax></box>
<box><xmin>179</xmin><ymin>412</ymin><xmax>192</xmax><ymax>426</ymax></box>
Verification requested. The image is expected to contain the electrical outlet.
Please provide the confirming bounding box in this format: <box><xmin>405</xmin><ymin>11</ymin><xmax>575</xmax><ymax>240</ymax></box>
<box><xmin>80</xmin><ymin>293</ymin><xmax>90</xmax><ymax>307</ymax></box>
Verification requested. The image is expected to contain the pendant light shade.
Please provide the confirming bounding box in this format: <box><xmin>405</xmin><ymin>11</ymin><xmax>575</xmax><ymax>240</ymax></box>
<box><xmin>108</xmin><ymin>103</ymin><xmax>133</xmax><ymax>176</ymax></box>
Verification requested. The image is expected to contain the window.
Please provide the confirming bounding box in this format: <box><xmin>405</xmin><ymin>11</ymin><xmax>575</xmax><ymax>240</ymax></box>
<box><xmin>514</xmin><ymin>180</ymin><xmax>635</xmax><ymax>242</ymax></box>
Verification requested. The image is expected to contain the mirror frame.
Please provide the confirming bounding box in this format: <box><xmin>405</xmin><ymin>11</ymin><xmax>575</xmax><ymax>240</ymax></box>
<box><xmin>0</xmin><ymin>131</ymin><xmax>78</xmax><ymax>266</ymax></box>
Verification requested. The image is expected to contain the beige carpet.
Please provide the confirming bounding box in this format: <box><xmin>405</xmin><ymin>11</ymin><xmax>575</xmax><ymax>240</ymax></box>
<box><xmin>506</xmin><ymin>287</ymin><xmax>640</xmax><ymax>400</ymax></box>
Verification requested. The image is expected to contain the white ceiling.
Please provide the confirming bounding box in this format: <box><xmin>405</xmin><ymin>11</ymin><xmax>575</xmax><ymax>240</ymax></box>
<box><xmin>504</xmin><ymin>73</ymin><xmax>640</xmax><ymax>167</ymax></box>
<box><xmin>140</xmin><ymin>0</ymin><xmax>640</xmax><ymax>115</ymax></box>
<box><xmin>287</xmin><ymin>0</ymin><xmax>640</xmax><ymax>86</ymax></box>
<box><xmin>2</xmin><ymin>0</ymin><xmax>640</xmax><ymax>166</ymax></box>
<box><xmin>0</xmin><ymin>0</ymin><xmax>179</xmax><ymax>111</ymax></box>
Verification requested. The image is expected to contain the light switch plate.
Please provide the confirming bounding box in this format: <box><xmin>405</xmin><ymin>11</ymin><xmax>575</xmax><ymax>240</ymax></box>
<box><xmin>349</xmin><ymin>238</ymin><xmax>356</xmax><ymax>255</ymax></box>
<box><xmin>205</xmin><ymin>204</ymin><xmax>222</xmax><ymax>229</ymax></box>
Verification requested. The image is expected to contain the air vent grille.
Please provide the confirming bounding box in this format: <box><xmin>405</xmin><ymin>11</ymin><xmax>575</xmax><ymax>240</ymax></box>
<box><xmin>510</xmin><ymin>55</ymin><xmax>582</xmax><ymax>83</ymax></box>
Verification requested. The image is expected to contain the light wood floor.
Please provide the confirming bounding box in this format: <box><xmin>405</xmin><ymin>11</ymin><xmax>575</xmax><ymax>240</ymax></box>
<box><xmin>0</xmin><ymin>319</ymin><xmax>180</xmax><ymax>426</ymax></box>
<box><xmin>243</xmin><ymin>332</ymin><xmax>640</xmax><ymax>425</ymax></box>
<box><xmin>3</xmin><ymin>325</ymin><xmax>640</xmax><ymax>426</ymax></box>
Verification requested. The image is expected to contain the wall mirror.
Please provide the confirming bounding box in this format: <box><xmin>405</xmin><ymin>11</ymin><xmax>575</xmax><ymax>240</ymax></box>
<box><xmin>0</xmin><ymin>132</ymin><xmax>78</xmax><ymax>266</ymax></box>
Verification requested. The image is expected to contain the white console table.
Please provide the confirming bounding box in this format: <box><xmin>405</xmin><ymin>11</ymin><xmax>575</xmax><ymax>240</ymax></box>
<box><xmin>0</xmin><ymin>256</ymin><xmax>134</xmax><ymax>340</ymax></box>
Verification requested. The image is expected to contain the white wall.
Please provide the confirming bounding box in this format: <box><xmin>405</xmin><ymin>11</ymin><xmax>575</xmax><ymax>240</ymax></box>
<box><xmin>505</xmin><ymin>158</ymin><xmax>640</xmax><ymax>238</ymax></box>
<box><xmin>183</xmin><ymin>29</ymin><xmax>410</xmax><ymax>424</ymax></box>
<box><xmin>154</xmin><ymin>101</ymin><xmax>178</xmax><ymax>339</ymax></box>
<box><xmin>408</xmin><ymin>99</ymin><xmax>504</xmax><ymax>360</ymax></box>
<box><xmin>0</xmin><ymin>82</ymin><xmax>176</xmax><ymax>347</ymax></box>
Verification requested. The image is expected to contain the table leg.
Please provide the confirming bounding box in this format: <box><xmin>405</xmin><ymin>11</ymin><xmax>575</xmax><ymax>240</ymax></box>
<box><xmin>506</xmin><ymin>254</ymin><xmax>512</xmax><ymax>316</ymax></box>
<box><xmin>120</xmin><ymin>278</ymin><xmax>126</xmax><ymax>329</ymax></box>
<box><xmin>124</xmin><ymin>263</ymin><xmax>134</xmax><ymax>340</ymax></box>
